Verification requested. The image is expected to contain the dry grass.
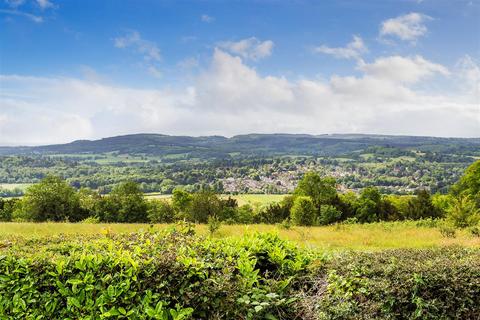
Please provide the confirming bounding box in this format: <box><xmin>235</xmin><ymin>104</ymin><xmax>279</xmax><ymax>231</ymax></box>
<box><xmin>1</xmin><ymin>221</ymin><xmax>478</xmax><ymax>251</ymax></box>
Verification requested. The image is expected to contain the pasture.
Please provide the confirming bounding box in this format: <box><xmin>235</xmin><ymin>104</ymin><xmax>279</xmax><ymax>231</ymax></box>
<box><xmin>145</xmin><ymin>193</ymin><xmax>286</xmax><ymax>207</ymax></box>
<box><xmin>1</xmin><ymin>221</ymin><xmax>478</xmax><ymax>251</ymax></box>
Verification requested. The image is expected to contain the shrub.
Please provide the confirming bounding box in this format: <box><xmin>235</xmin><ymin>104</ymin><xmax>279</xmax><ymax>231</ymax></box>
<box><xmin>16</xmin><ymin>175</ymin><xmax>83</xmax><ymax>222</ymax></box>
<box><xmin>207</xmin><ymin>215</ymin><xmax>222</xmax><ymax>235</ymax></box>
<box><xmin>0</xmin><ymin>232</ymin><xmax>311</xmax><ymax>319</ymax></box>
<box><xmin>290</xmin><ymin>196</ymin><xmax>316</xmax><ymax>226</ymax></box>
<box><xmin>80</xmin><ymin>216</ymin><xmax>100</xmax><ymax>224</ymax></box>
<box><xmin>318</xmin><ymin>204</ymin><xmax>341</xmax><ymax>225</ymax></box>
<box><xmin>446</xmin><ymin>195</ymin><xmax>480</xmax><ymax>228</ymax></box>
<box><xmin>439</xmin><ymin>223</ymin><xmax>457</xmax><ymax>238</ymax></box>
<box><xmin>300</xmin><ymin>248</ymin><xmax>480</xmax><ymax>320</ymax></box>
<box><xmin>187</xmin><ymin>191</ymin><xmax>222</xmax><ymax>223</ymax></box>
<box><xmin>469</xmin><ymin>226</ymin><xmax>480</xmax><ymax>237</ymax></box>
<box><xmin>148</xmin><ymin>199</ymin><xmax>176</xmax><ymax>223</ymax></box>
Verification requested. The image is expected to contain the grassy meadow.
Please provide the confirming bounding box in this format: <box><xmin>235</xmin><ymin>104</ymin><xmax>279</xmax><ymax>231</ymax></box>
<box><xmin>1</xmin><ymin>221</ymin><xmax>479</xmax><ymax>251</ymax></box>
<box><xmin>145</xmin><ymin>193</ymin><xmax>286</xmax><ymax>207</ymax></box>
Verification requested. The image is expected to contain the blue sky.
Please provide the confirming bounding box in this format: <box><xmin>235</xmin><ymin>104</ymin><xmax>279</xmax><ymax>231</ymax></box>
<box><xmin>0</xmin><ymin>0</ymin><xmax>479</xmax><ymax>144</ymax></box>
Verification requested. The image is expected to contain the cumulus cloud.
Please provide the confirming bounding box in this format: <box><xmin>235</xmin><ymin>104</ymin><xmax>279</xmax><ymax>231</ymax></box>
<box><xmin>314</xmin><ymin>35</ymin><xmax>367</xmax><ymax>60</ymax></box>
<box><xmin>380</xmin><ymin>12</ymin><xmax>432</xmax><ymax>42</ymax></box>
<box><xmin>0</xmin><ymin>50</ymin><xmax>478</xmax><ymax>145</ymax></box>
<box><xmin>357</xmin><ymin>55</ymin><xmax>449</xmax><ymax>84</ymax></box>
<box><xmin>200</xmin><ymin>14</ymin><xmax>214</xmax><ymax>23</ymax></box>
<box><xmin>218</xmin><ymin>37</ymin><xmax>274</xmax><ymax>61</ymax></box>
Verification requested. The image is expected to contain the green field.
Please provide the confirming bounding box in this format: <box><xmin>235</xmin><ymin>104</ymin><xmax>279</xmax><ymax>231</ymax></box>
<box><xmin>1</xmin><ymin>221</ymin><xmax>478</xmax><ymax>251</ymax></box>
<box><xmin>145</xmin><ymin>193</ymin><xmax>286</xmax><ymax>207</ymax></box>
<box><xmin>0</xmin><ymin>183</ymin><xmax>31</xmax><ymax>191</ymax></box>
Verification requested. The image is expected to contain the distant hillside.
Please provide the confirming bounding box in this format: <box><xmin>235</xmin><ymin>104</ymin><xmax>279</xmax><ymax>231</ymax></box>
<box><xmin>1</xmin><ymin>133</ymin><xmax>479</xmax><ymax>158</ymax></box>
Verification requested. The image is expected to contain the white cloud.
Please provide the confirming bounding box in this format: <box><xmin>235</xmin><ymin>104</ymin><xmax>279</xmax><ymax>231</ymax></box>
<box><xmin>314</xmin><ymin>35</ymin><xmax>367</xmax><ymax>60</ymax></box>
<box><xmin>114</xmin><ymin>31</ymin><xmax>162</xmax><ymax>78</ymax></box>
<box><xmin>4</xmin><ymin>0</ymin><xmax>25</xmax><ymax>8</ymax></box>
<box><xmin>218</xmin><ymin>37</ymin><xmax>274</xmax><ymax>61</ymax></box>
<box><xmin>0</xmin><ymin>51</ymin><xmax>477</xmax><ymax>145</ymax></box>
<box><xmin>147</xmin><ymin>65</ymin><xmax>162</xmax><ymax>78</ymax></box>
<box><xmin>36</xmin><ymin>0</ymin><xmax>53</xmax><ymax>9</ymax></box>
<box><xmin>114</xmin><ymin>31</ymin><xmax>161</xmax><ymax>61</ymax></box>
<box><xmin>357</xmin><ymin>55</ymin><xmax>449</xmax><ymax>84</ymax></box>
<box><xmin>201</xmin><ymin>14</ymin><xmax>214</xmax><ymax>23</ymax></box>
<box><xmin>0</xmin><ymin>8</ymin><xmax>43</xmax><ymax>22</ymax></box>
<box><xmin>380</xmin><ymin>12</ymin><xmax>432</xmax><ymax>42</ymax></box>
<box><xmin>456</xmin><ymin>55</ymin><xmax>480</xmax><ymax>97</ymax></box>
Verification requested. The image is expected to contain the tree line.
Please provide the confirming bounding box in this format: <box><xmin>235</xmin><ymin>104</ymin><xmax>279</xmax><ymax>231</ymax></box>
<box><xmin>1</xmin><ymin>160</ymin><xmax>479</xmax><ymax>228</ymax></box>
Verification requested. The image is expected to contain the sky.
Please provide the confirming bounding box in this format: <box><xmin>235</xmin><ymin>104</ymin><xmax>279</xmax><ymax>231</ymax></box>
<box><xmin>0</xmin><ymin>0</ymin><xmax>479</xmax><ymax>145</ymax></box>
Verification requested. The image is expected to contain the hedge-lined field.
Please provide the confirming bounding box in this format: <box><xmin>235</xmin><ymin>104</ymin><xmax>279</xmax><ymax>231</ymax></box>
<box><xmin>1</xmin><ymin>230</ymin><xmax>479</xmax><ymax>319</ymax></box>
<box><xmin>1</xmin><ymin>221</ymin><xmax>480</xmax><ymax>250</ymax></box>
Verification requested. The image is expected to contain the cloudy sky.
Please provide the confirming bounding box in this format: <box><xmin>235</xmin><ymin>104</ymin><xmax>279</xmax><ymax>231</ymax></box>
<box><xmin>0</xmin><ymin>0</ymin><xmax>479</xmax><ymax>145</ymax></box>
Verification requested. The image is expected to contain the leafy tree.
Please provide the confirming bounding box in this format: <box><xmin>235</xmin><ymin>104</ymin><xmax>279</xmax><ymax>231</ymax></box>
<box><xmin>18</xmin><ymin>175</ymin><xmax>83</xmax><ymax>222</ymax></box>
<box><xmin>187</xmin><ymin>191</ymin><xmax>222</xmax><ymax>223</ymax></box>
<box><xmin>0</xmin><ymin>198</ymin><xmax>18</xmax><ymax>221</ymax></box>
<box><xmin>101</xmin><ymin>181</ymin><xmax>148</xmax><ymax>222</ymax></box>
<box><xmin>172</xmin><ymin>188</ymin><xmax>193</xmax><ymax>215</ymax></box>
<box><xmin>295</xmin><ymin>173</ymin><xmax>337</xmax><ymax>208</ymax></box>
<box><xmin>451</xmin><ymin>160</ymin><xmax>480</xmax><ymax>207</ymax></box>
<box><xmin>148</xmin><ymin>199</ymin><xmax>175</xmax><ymax>223</ymax></box>
<box><xmin>355</xmin><ymin>199</ymin><xmax>378</xmax><ymax>223</ymax></box>
<box><xmin>290</xmin><ymin>196</ymin><xmax>315</xmax><ymax>226</ymax></box>
<box><xmin>236</xmin><ymin>204</ymin><xmax>255</xmax><ymax>224</ymax></box>
<box><xmin>446</xmin><ymin>195</ymin><xmax>480</xmax><ymax>228</ymax></box>
<box><xmin>318</xmin><ymin>204</ymin><xmax>342</xmax><ymax>225</ymax></box>
<box><xmin>377</xmin><ymin>197</ymin><xmax>400</xmax><ymax>221</ymax></box>
<box><xmin>404</xmin><ymin>189</ymin><xmax>442</xmax><ymax>220</ymax></box>
<box><xmin>78</xmin><ymin>188</ymin><xmax>102</xmax><ymax>218</ymax></box>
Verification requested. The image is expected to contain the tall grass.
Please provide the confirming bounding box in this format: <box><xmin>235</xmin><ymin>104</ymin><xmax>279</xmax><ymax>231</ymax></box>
<box><xmin>1</xmin><ymin>221</ymin><xmax>478</xmax><ymax>251</ymax></box>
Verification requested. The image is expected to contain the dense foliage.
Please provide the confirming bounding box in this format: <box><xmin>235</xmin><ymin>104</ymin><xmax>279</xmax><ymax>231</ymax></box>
<box><xmin>0</xmin><ymin>231</ymin><xmax>312</xmax><ymax>319</ymax></box>
<box><xmin>301</xmin><ymin>248</ymin><xmax>480</xmax><ymax>319</ymax></box>
<box><xmin>1</xmin><ymin>231</ymin><xmax>478</xmax><ymax>319</ymax></box>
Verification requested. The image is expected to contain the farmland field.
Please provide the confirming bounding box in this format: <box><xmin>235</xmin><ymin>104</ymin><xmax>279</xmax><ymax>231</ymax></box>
<box><xmin>145</xmin><ymin>193</ymin><xmax>286</xmax><ymax>207</ymax></box>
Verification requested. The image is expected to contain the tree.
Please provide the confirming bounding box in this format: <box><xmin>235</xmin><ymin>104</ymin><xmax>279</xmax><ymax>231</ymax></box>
<box><xmin>101</xmin><ymin>181</ymin><xmax>148</xmax><ymax>222</ymax></box>
<box><xmin>355</xmin><ymin>199</ymin><xmax>378</xmax><ymax>223</ymax></box>
<box><xmin>148</xmin><ymin>199</ymin><xmax>175</xmax><ymax>223</ymax></box>
<box><xmin>172</xmin><ymin>188</ymin><xmax>193</xmax><ymax>215</ymax></box>
<box><xmin>187</xmin><ymin>191</ymin><xmax>222</xmax><ymax>223</ymax></box>
<box><xmin>294</xmin><ymin>173</ymin><xmax>337</xmax><ymax>207</ymax></box>
<box><xmin>404</xmin><ymin>189</ymin><xmax>442</xmax><ymax>220</ymax></box>
<box><xmin>451</xmin><ymin>160</ymin><xmax>480</xmax><ymax>207</ymax></box>
<box><xmin>446</xmin><ymin>195</ymin><xmax>480</xmax><ymax>228</ymax></box>
<box><xmin>290</xmin><ymin>196</ymin><xmax>316</xmax><ymax>226</ymax></box>
<box><xmin>318</xmin><ymin>204</ymin><xmax>342</xmax><ymax>225</ymax></box>
<box><xmin>19</xmin><ymin>175</ymin><xmax>82</xmax><ymax>222</ymax></box>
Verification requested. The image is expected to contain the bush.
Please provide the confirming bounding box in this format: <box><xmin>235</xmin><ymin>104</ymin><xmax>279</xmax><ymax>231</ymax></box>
<box><xmin>300</xmin><ymin>248</ymin><xmax>480</xmax><ymax>320</ymax></box>
<box><xmin>446</xmin><ymin>195</ymin><xmax>480</xmax><ymax>228</ymax></box>
<box><xmin>318</xmin><ymin>204</ymin><xmax>341</xmax><ymax>225</ymax></box>
<box><xmin>187</xmin><ymin>191</ymin><xmax>222</xmax><ymax>223</ymax></box>
<box><xmin>290</xmin><ymin>196</ymin><xmax>316</xmax><ymax>226</ymax></box>
<box><xmin>16</xmin><ymin>175</ymin><xmax>84</xmax><ymax>222</ymax></box>
<box><xmin>148</xmin><ymin>199</ymin><xmax>176</xmax><ymax>223</ymax></box>
<box><xmin>0</xmin><ymin>232</ymin><xmax>311</xmax><ymax>319</ymax></box>
<box><xmin>207</xmin><ymin>215</ymin><xmax>222</xmax><ymax>235</ymax></box>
